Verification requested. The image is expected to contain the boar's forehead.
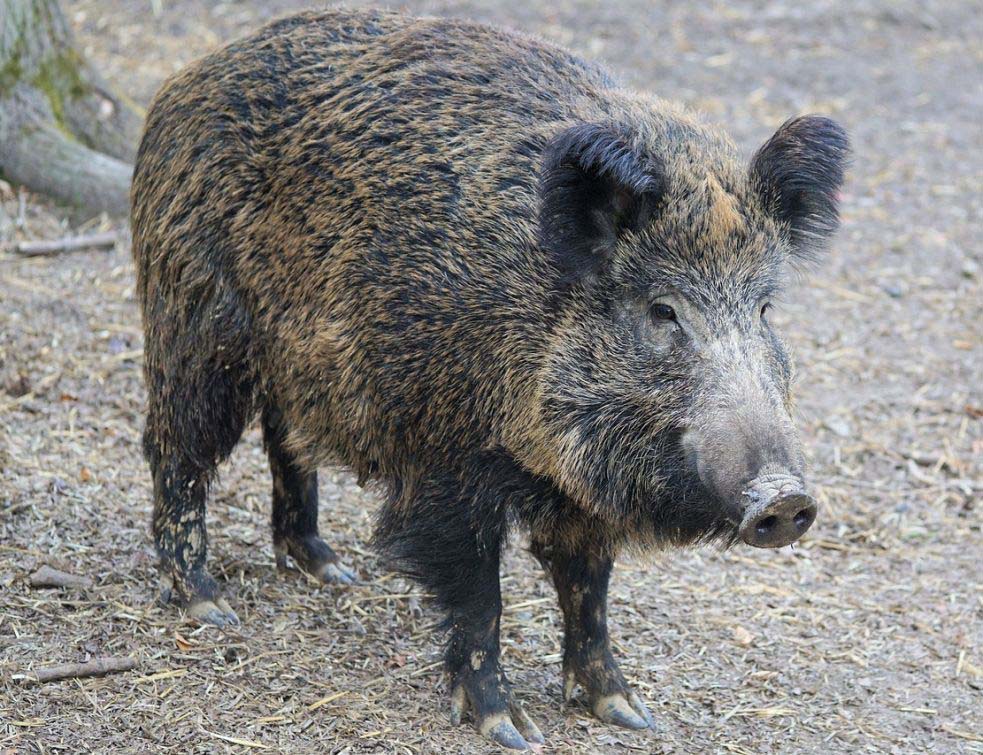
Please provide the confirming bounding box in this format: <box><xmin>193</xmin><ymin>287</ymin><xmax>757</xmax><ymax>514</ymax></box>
<box><xmin>619</xmin><ymin>169</ymin><xmax>785</xmax><ymax>306</ymax></box>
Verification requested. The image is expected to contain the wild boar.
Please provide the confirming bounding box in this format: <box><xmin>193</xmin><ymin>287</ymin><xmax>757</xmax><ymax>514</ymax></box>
<box><xmin>130</xmin><ymin>9</ymin><xmax>848</xmax><ymax>749</ymax></box>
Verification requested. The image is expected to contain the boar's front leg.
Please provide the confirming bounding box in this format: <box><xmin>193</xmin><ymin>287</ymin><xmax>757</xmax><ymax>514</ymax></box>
<box><xmin>151</xmin><ymin>461</ymin><xmax>239</xmax><ymax>626</ymax></box>
<box><xmin>445</xmin><ymin>548</ymin><xmax>545</xmax><ymax>750</ymax></box>
<box><xmin>377</xmin><ymin>471</ymin><xmax>545</xmax><ymax>751</ymax></box>
<box><xmin>532</xmin><ymin>541</ymin><xmax>655</xmax><ymax>730</ymax></box>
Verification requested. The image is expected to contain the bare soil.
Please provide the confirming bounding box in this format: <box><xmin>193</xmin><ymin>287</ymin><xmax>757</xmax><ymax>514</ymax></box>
<box><xmin>1</xmin><ymin>1</ymin><xmax>980</xmax><ymax>753</ymax></box>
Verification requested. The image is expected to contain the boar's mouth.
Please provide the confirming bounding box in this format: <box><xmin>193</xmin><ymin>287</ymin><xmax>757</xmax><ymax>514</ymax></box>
<box><xmin>647</xmin><ymin>429</ymin><xmax>751</xmax><ymax>546</ymax></box>
<box><xmin>667</xmin><ymin>433</ymin><xmax>816</xmax><ymax>548</ymax></box>
<box><xmin>677</xmin><ymin>414</ymin><xmax>816</xmax><ymax>548</ymax></box>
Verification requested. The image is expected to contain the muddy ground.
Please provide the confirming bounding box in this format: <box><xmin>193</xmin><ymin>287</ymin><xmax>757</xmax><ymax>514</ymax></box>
<box><xmin>1</xmin><ymin>0</ymin><xmax>980</xmax><ymax>753</ymax></box>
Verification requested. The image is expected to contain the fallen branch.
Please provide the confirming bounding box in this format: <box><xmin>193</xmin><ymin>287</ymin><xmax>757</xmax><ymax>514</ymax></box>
<box><xmin>17</xmin><ymin>656</ymin><xmax>137</xmax><ymax>685</ymax></box>
<box><xmin>4</xmin><ymin>231</ymin><xmax>118</xmax><ymax>257</ymax></box>
<box><xmin>29</xmin><ymin>564</ymin><xmax>93</xmax><ymax>589</ymax></box>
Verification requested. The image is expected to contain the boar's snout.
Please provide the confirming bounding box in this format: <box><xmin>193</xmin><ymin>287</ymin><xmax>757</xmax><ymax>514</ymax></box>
<box><xmin>738</xmin><ymin>474</ymin><xmax>817</xmax><ymax>548</ymax></box>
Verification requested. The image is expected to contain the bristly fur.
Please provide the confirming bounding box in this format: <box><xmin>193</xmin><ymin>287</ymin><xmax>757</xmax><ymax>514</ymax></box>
<box><xmin>130</xmin><ymin>8</ymin><xmax>847</xmax><ymax>741</ymax></box>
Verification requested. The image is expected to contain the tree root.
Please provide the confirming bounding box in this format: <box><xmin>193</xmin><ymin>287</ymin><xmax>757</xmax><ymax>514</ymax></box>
<box><xmin>0</xmin><ymin>0</ymin><xmax>143</xmax><ymax>215</ymax></box>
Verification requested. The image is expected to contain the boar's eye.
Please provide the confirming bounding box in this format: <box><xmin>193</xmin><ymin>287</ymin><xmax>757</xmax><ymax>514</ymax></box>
<box><xmin>650</xmin><ymin>303</ymin><xmax>677</xmax><ymax>323</ymax></box>
<box><xmin>760</xmin><ymin>302</ymin><xmax>772</xmax><ymax>319</ymax></box>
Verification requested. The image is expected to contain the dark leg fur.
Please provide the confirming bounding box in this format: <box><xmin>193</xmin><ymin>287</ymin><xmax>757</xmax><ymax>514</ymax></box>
<box><xmin>532</xmin><ymin>540</ymin><xmax>655</xmax><ymax>730</ymax></box>
<box><xmin>262</xmin><ymin>406</ymin><xmax>356</xmax><ymax>584</ymax></box>
<box><xmin>143</xmin><ymin>284</ymin><xmax>255</xmax><ymax>626</ymax></box>
<box><xmin>150</xmin><ymin>460</ymin><xmax>239</xmax><ymax>625</ymax></box>
<box><xmin>375</xmin><ymin>461</ymin><xmax>546</xmax><ymax>750</ymax></box>
<box><xmin>144</xmin><ymin>374</ymin><xmax>254</xmax><ymax>626</ymax></box>
<box><xmin>445</xmin><ymin>548</ymin><xmax>544</xmax><ymax>750</ymax></box>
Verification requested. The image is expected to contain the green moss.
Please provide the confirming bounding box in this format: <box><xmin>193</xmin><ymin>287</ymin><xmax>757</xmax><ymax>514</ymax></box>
<box><xmin>32</xmin><ymin>49</ymin><xmax>87</xmax><ymax>129</ymax></box>
<box><xmin>0</xmin><ymin>54</ymin><xmax>24</xmax><ymax>95</ymax></box>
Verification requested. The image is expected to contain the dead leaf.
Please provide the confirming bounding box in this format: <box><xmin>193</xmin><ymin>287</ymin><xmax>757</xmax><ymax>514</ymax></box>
<box><xmin>732</xmin><ymin>626</ymin><xmax>754</xmax><ymax>646</ymax></box>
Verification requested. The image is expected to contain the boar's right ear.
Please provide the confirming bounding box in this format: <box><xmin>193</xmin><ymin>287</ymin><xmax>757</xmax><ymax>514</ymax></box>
<box><xmin>539</xmin><ymin>123</ymin><xmax>663</xmax><ymax>285</ymax></box>
<box><xmin>750</xmin><ymin>115</ymin><xmax>850</xmax><ymax>259</ymax></box>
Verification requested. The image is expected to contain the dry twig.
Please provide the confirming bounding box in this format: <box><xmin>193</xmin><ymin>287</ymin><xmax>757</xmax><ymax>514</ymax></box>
<box><xmin>3</xmin><ymin>231</ymin><xmax>118</xmax><ymax>257</ymax></box>
<box><xmin>17</xmin><ymin>657</ymin><xmax>137</xmax><ymax>685</ymax></box>
<box><xmin>29</xmin><ymin>565</ymin><xmax>94</xmax><ymax>590</ymax></box>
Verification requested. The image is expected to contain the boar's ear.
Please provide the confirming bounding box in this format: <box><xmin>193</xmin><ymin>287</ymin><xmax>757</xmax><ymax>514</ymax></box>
<box><xmin>539</xmin><ymin>123</ymin><xmax>664</xmax><ymax>285</ymax></box>
<box><xmin>750</xmin><ymin>115</ymin><xmax>850</xmax><ymax>259</ymax></box>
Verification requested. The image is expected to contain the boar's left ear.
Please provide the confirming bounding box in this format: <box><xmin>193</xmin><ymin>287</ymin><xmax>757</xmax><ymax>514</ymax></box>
<box><xmin>750</xmin><ymin>115</ymin><xmax>850</xmax><ymax>259</ymax></box>
<box><xmin>539</xmin><ymin>123</ymin><xmax>664</xmax><ymax>285</ymax></box>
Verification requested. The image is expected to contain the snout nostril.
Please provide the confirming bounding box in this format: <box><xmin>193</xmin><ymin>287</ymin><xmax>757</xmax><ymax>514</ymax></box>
<box><xmin>755</xmin><ymin>515</ymin><xmax>778</xmax><ymax>535</ymax></box>
<box><xmin>739</xmin><ymin>488</ymin><xmax>817</xmax><ymax>548</ymax></box>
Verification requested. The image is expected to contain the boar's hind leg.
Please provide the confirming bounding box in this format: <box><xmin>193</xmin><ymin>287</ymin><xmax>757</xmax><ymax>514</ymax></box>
<box><xmin>532</xmin><ymin>542</ymin><xmax>655</xmax><ymax>730</ymax></box>
<box><xmin>144</xmin><ymin>348</ymin><xmax>255</xmax><ymax>627</ymax></box>
<box><xmin>261</xmin><ymin>406</ymin><xmax>357</xmax><ymax>585</ymax></box>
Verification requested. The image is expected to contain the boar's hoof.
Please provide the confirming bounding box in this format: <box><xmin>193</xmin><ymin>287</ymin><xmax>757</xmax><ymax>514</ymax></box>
<box><xmin>317</xmin><ymin>560</ymin><xmax>359</xmax><ymax>585</ymax></box>
<box><xmin>563</xmin><ymin>659</ymin><xmax>655</xmax><ymax>730</ymax></box>
<box><xmin>274</xmin><ymin>535</ymin><xmax>358</xmax><ymax>585</ymax></box>
<box><xmin>187</xmin><ymin>596</ymin><xmax>240</xmax><ymax>627</ymax></box>
<box><xmin>159</xmin><ymin>571</ymin><xmax>239</xmax><ymax>627</ymax></box>
<box><xmin>591</xmin><ymin>691</ymin><xmax>655</xmax><ymax>730</ymax></box>
<box><xmin>481</xmin><ymin>711</ymin><xmax>543</xmax><ymax>752</ymax></box>
<box><xmin>450</xmin><ymin>683</ymin><xmax>545</xmax><ymax>751</ymax></box>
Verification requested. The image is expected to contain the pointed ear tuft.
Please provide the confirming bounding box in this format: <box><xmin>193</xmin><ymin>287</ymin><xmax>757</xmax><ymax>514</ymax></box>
<box><xmin>750</xmin><ymin>115</ymin><xmax>850</xmax><ymax>259</ymax></box>
<box><xmin>539</xmin><ymin>123</ymin><xmax>663</xmax><ymax>285</ymax></box>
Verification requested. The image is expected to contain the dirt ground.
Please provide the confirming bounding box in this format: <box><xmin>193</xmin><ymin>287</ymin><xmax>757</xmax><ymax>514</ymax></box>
<box><xmin>1</xmin><ymin>1</ymin><xmax>980</xmax><ymax>753</ymax></box>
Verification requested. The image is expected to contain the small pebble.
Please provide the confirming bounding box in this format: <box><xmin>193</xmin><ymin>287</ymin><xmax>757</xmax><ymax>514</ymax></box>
<box><xmin>825</xmin><ymin>417</ymin><xmax>852</xmax><ymax>437</ymax></box>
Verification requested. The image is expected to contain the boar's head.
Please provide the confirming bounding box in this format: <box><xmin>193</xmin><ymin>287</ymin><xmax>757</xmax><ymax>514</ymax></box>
<box><xmin>529</xmin><ymin>113</ymin><xmax>849</xmax><ymax>548</ymax></box>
